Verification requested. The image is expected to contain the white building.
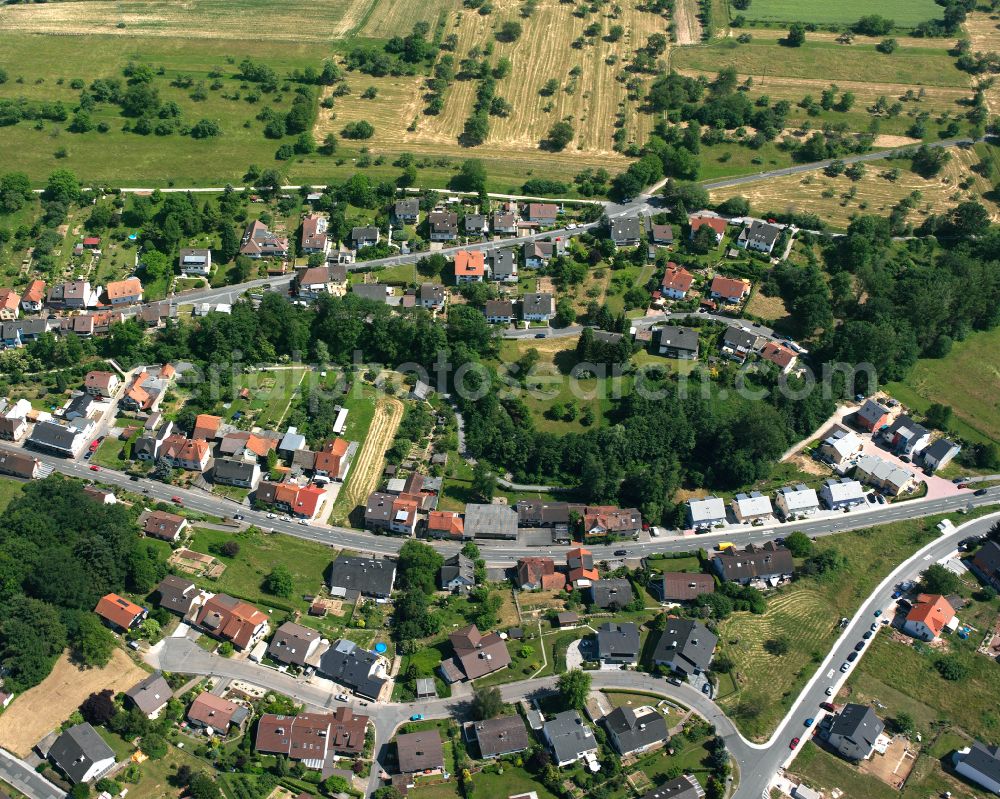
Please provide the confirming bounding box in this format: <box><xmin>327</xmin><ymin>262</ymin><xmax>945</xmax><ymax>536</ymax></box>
<box><xmin>953</xmin><ymin>741</ymin><xmax>1000</xmax><ymax>795</ymax></box>
<box><xmin>774</xmin><ymin>484</ymin><xmax>819</xmax><ymax>519</ymax></box>
<box><xmin>819</xmin><ymin>478</ymin><xmax>866</xmax><ymax>511</ymax></box>
<box><xmin>732</xmin><ymin>491</ymin><xmax>773</xmax><ymax>524</ymax></box>
<box><xmin>687</xmin><ymin>496</ymin><xmax>727</xmax><ymax>530</ymax></box>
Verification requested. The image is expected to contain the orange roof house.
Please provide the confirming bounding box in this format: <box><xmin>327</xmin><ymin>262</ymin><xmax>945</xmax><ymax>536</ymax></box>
<box><xmin>709</xmin><ymin>275</ymin><xmax>750</xmax><ymax>303</ymax></box>
<box><xmin>759</xmin><ymin>341</ymin><xmax>797</xmax><ymax>372</ymax></box>
<box><xmin>160</xmin><ymin>363</ymin><xmax>176</xmax><ymax>380</ymax></box>
<box><xmin>21</xmin><ymin>280</ymin><xmax>46</xmax><ymax>308</ymax></box>
<box><xmin>95</xmin><ymin>593</ymin><xmax>147</xmax><ymax>631</ymax></box>
<box><xmin>314</xmin><ymin>439</ymin><xmax>349</xmax><ymax>478</ymax></box>
<box><xmin>0</xmin><ymin>288</ymin><xmax>20</xmax><ymax>318</ymax></box>
<box><xmin>454</xmin><ymin>250</ymin><xmax>486</xmax><ymax>282</ymax></box>
<box><xmin>428</xmin><ymin>510</ymin><xmax>465</xmax><ymax>540</ymax></box>
<box><xmin>193</xmin><ymin>414</ymin><xmax>223</xmax><ymax>440</ymax></box>
<box><xmin>903</xmin><ymin>594</ymin><xmax>955</xmax><ymax>641</ymax></box>
<box><xmin>567</xmin><ymin>547</ymin><xmax>599</xmax><ymax>586</ymax></box>
<box><xmin>689</xmin><ymin>214</ymin><xmax>727</xmax><ymax>241</ymax></box>
<box><xmin>660</xmin><ymin>264</ymin><xmax>694</xmax><ymax>297</ymax></box>
<box><xmin>195</xmin><ymin>594</ymin><xmax>269</xmax><ymax>650</ymax></box>
<box><xmin>105</xmin><ymin>277</ymin><xmax>144</xmax><ymax>305</ymax></box>
<box><xmin>293</xmin><ymin>484</ymin><xmax>326</xmax><ymax>519</ymax></box>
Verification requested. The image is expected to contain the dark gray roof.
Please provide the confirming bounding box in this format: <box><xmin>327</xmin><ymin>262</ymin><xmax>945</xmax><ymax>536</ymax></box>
<box><xmin>596</xmin><ymin>622</ymin><xmax>640</xmax><ymax>659</ymax></box>
<box><xmin>612</xmin><ymin>217</ymin><xmax>643</xmax><ymax>243</ymax></box>
<box><xmin>317</xmin><ymin>639</ymin><xmax>386</xmax><ymax>700</ymax></box>
<box><xmin>213</xmin><ymin>458</ymin><xmax>258</xmax><ymax>481</ymax></box>
<box><xmin>125</xmin><ymin>673</ymin><xmax>172</xmax><ymax>715</ymax></box>
<box><xmin>887</xmin><ymin>414</ymin><xmax>929</xmax><ymax>440</ymax></box>
<box><xmin>156</xmin><ymin>575</ymin><xmax>199</xmax><ymax>614</ymax></box>
<box><xmin>484</xmin><ymin>299</ymin><xmax>514</xmax><ymax>318</ymax></box>
<box><xmin>491</xmin><ymin>249</ymin><xmax>516</xmax><ymax>278</ymax></box>
<box><xmin>521</xmin><ymin>292</ymin><xmax>553</xmax><ymax>317</ymax></box>
<box><xmin>829</xmin><ymin>704</ymin><xmax>884</xmax><ymax>760</ymax></box>
<box><xmin>658</xmin><ymin>326</ymin><xmax>699</xmax><ymax>352</ymax></box>
<box><xmin>924</xmin><ymin>438</ymin><xmax>959</xmax><ymax>461</ymax></box>
<box><xmin>544</xmin><ymin>711</ymin><xmax>597</xmax><ymax>764</ymax></box>
<box><xmin>639</xmin><ymin>775</ymin><xmax>704</xmax><ymax>799</ymax></box>
<box><xmin>588</xmin><ymin>579</ymin><xmax>634</xmax><ymax>610</ymax></box>
<box><xmin>652</xmin><ymin>619</ymin><xmax>717</xmax><ymax>674</ymax></box>
<box><xmin>593</xmin><ymin>330</ymin><xmax>625</xmax><ymax>345</ymax></box>
<box><xmin>722</xmin><ymin>326</ymin><xmax>757</xmax><ymax>351</ymax></box>
<box><xmin>428</xmin><ymin>212</ymin><xmax>458</xmax><ymax>233</ymax></box>
<box><xmin>49</xmin><ymin>723</ymin><xmax>115</xmax><ymax>783</ymax></box>
<box><xmin>267</xmin><ymin>621</ymin><xmax>320</xmax><ymax>667</ymax></box>
<box><xmin>352</xmin><ymin>284</ymin><xmax>390</xmax><ymax>303</ymax></box>
<box><xmin>352</xmin><ymin>225</ymin><xmax>379</xmax><ymax>241</ymax></box>
<box><xmin>603</xmin><ymin>706</ymin><xmax>668</xmax><ymax>755</ymax></box>
<box><xmin>959</xmin><ymin>740</ymin><xmax>1000</xmax><ymax>785</ymax></box>
<box><xmin>394</xmin><ymin>199</ymin><xmax>419</xmax><ymax>216</ymax></box>
<box><xmin>27</xmin><ymin>420</ymin><xmax>80</xmax><ymax>451</ymax></box>
<box><xmin>328</xmin><ymin>555</ymin><xmax>396</xmax><ymax>598</ymax></box>
<box><xmin>440</xmin><ymin>553</ymin><xmax>475</xmax><ymax>588</ymax></box>
<box><xmin>396</xmin><ymin>729</ymin><xmax>444</xmax><ymax>773</ymax></box>
<box><xmin>419</xmin><ymin>283</ymin><xmax>445</xmax><ymax>304</ymax></box>
<box><xmin>741</xmin><ymin>220</ymin><xmax>781</xmax><ymax>247</ymax></box>
<box><xmin>473</xmin><ymin>715</ymin><xmax>530</xmax><ymax>758</ymax></box>
<box><xmin>711</xmin><ymin>542</ymin><xmax>794</xmax><ymax>583</ymax></box>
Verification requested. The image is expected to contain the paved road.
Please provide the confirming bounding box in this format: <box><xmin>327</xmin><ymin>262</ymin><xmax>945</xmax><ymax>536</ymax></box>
<box><xmin>0</xmin><ymin>749</ymin><xmax>65</xmax><ymax>799</ymax></box>
<box><xmin>15</xmin><ymin>446</ymin><xmax>1000</xmax><ymax>566</ymax></box>
<box><xmin>501</xmin><ymin>310</ymin><xmax>780</xmax><ymax>341</ymax></box>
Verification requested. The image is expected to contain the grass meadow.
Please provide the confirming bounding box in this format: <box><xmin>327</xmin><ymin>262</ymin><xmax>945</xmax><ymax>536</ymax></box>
<box><xmin>736</xmin><ymin>0</ymin><xmax>943</xmax><ymax>28</ymax></box>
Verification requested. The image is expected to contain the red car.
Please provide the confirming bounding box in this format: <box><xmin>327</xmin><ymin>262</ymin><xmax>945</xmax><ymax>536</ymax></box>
<box><xmin>789</xmin><ymin>737</ymin><xmax>800</xmax><ymax>750</ymax></box>
<box><xmin>89</xmin><ymin>439</ymin><xmax>100</xmax><ymax>451</ymax></box>
<box><xmin>958</xmin><ymin>483</ymin><xmax>969</xmax><ymax>489</ymax></box>
<box><xmin>89</xmin><ymin>464</ymin><xmax>100</xmax><ymax>471</ymax></box>
<box><xmin>171</xmin><ymin>496</ymin><xmax>183</xmax><ymax>505</ymax></box>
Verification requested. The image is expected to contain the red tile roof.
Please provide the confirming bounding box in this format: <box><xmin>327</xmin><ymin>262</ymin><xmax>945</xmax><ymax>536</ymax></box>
<box><xmin>187</xmin><ymin>692</ymin><xmax>243</xmax><ymax>730</ymax></box>
<box><xmin>760</xmin><ymin>341</ymin><xmax>796</xmax><ymax>369</ymax></box>
<box><xmin>428</xmin><ymin>510</ymin><xmax>464</xmax><ymax>538</ymax></box>
<box><xmin>454</xmin><ymin>250</ymin><xmax>485</xmax><ymax>278</ymax></box>
<box><xmin>906</xmin><ymin>594</ymin><xmax>955</xmax><ymax>638</ymax></box>
<box><xmin>689</xmin><ymin>215</ymin><xmax>727</xmax><ymax>236</ymax></box>
<box><xmin>710</xmin><ymin>275</ymin><xmax>748</xmax><ymax>300</ymax></box>
<box><xmin>94</xmin><ymin>593</ymin><xmax>145</xmax><ymax>630</ymax></box>
<box><xmin>661</xmin><ymin>264</ymin><xmax>694</xmax><ymax>293</ymax></box>
<box><xmin>193</xmin><ymin>414</ymin><xmax>222</xmax><ymax>440</ymax></box>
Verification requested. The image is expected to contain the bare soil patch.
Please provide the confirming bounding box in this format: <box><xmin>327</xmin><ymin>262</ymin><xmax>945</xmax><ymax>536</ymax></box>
<box><xmin>673</xmin><ymin>0</ymin><xmax>703</xmax><ymax>45</ymax></box>
<box><xmin>0</xmin><ymin>650</ymin><xmax>147</xmax><ymax>757</ymax></box>
<box><xmin>334</xmin><ymin>396</ymin><xmax>404</xmax><ymax>520</ymax></box>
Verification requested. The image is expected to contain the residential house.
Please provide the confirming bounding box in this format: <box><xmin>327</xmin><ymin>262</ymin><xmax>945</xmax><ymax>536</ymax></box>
<box><xmin>583</xmin><ymin>505</ymin><xmax>642</xmax><ymax>539</ymax></box>
<box><xmin>660</xmin><ymin>264</ymin><xmax>693</xmax><ymax>299</ymax></box>
<box><xmin>527</xmin><ymin>203</ymin><xmax>558</xmax><ymax>225</ymax></box>
<box><xmin>775</xmin><ymin>484</ymin><xmax>820</xmax><ymax>519</ymax></box>
<box><xmin>94</xmin><ymin>593</ymin><xmax>147</xmax><ymax>632</ymax></box>
<box><xmin>0</xmin><ymin>289</ymin><xmax>19</xmax><ymax>320</ymax></box>
<box><xmin>48</xmin><ymin>724</ymin><xmax>116</xmax><ymax>784</ymax></box>
<box><xmin>156</xmin><ymin>575</ymin><xmax>210</xmax><ymax>618</ymax></box>
<box><xmin>26</xmin><ymin>420</ymin><xmax>89</xmax><ymax>458</ymax></box>
<box><xmin>195</xmin><ymin>594</ymin><xmax>270</xmax><ymax>650</ymax></box>
<box><xmin>603</xmin><ymin>706</ymin><xmax>668</xmax><ymax>757</ymax></box>
<box><xmin>484</xmin><ymin>299</ymin><xmax>514</xmax><ymax>324</ymax></box>
<box><xmin>426</xmin><ymin>510</ymin><xmax>466</xmax><ymax>541</ymax></box>
<box><xmin>428</xmin><ymin>212</ymin><xmax>459</xmax><ymax>241</ymax></box>
<box><xmin>351</xmin><ymin>226</ymin><xmax>380</xmax><ymax>250</ymax></box>
<box><xmin>688</xmin><ymin>214</ymin><xmax>727</xmax><ymax>243</ymax></box>
<box><xmin>193</xmin><ymin>413</ymin><xmax>223</xmax><ymax>441</ymax></box>
<box><xmin>179</xmin><ymin>248</ymin><xmax>212</xmax><ymax>276</ymax></box>
<box><xmin>159</xmin><ymin>435</ymin><xmax>212</xmax><ymax>472</ymax></box>
<box><xmin>657</xmin><ymin>326</ymin><xmax>699</xmax><ymax>359</ymax></box>
<box><xmin>317</xmin><ymin>639</ymin><xmax>387</xmax><ymax>700</ymax></box>
<box><xmin>301</xmin><ymin>214</ymin><xmax>330</xmax><ymax>254</ymax></box>
<box><xmin>517</xmin><ymin>500</ymin><xmax>580</xmax><ymax>528</ymax></box>
<box><xmin>241</xmin><ymin>219</ymin><xmax>289</xmax><ymax>258</ymax></box>
<box><xmin>327</xmin><ymin>555</ymin><xmax>396</xmax><ymax>599</ymax></box>
<box><xmin>736</xmin><ymin>220</ymin><xmax>781</xmax><ymax>254</ymax></box>
<box><xmin>523</xmin><ymin>240</ymin><xmax>555</xmax><ymax>268</ymax></box>
<box><xmin>637</xmin><ymin>776</ymin><xmax>703</xmax><ymax>799</ymax></box>
<box><xmin>516</xmin><ymin>557</ymin><xmax>565</xmax><ymax>591</ymax></box>
<box><xmin>567</xmin><ymin>547</ymin><xmax>599</xmax><ymax>587</ymax></box>
<box><xmin>827</xmin><ymin>704</ymin><xmax>884</xmax><ymax>762</ymax></box>
<box><xmin>470</xmin><ymin>716</ymin><xmax>530</xmax><ymax>759</ymax></box>
<box><xmin>588</xmin><ymin>578</ymin><xmax>634</xmax><ymax>610</ymax></box>
<box><xmin>463</xmin><ymin>503</ymin><xmax>518</xmax><ymax>540</ymax></box>
<box><xmin>327</xmin><ymin>247</ymin><xmax>355</xmax><ymax>266</ymax></box>
<box><xmin>543</xmin><ymin>711</ymin><xmax>598</xmax><ymax>768</ymax></box>
<box><xmin>104</xmin><ymin>277</ymin><xmax>144</xmax><ymax>306</ymax></box>
<box><xmin>364</xmin><ymin>490</ymin><xmax>418</xmax><ymax>535</ymax></box>
<box><xmin>596</xmin><ymin>622</ymin><xmax>640</xmax><ymax>666</ymax></box>
<box><xmin>952</xmin><ymin>740</ymin><xmax>1000</xmax><ymax>795</ymax></box>
<box><xmin>297</xmin><ymin>264</ymin><xmax>348</xmax><ymax>299</ymax></box>
<box><xmin>454</xmin><ymin>250</ymin><xmax>486</xmax><ymax>283</ymax></box>
<box><xmin>923</xmin><ymin>438</ymin><xmax>961</xmax><ymax>472</ymax></box>
<box><xmin>720</xmin><ymin>326</ymin><xmax>758</xmax><ymax>362</ymax></box>
<box><xmin>142</xmin><ymin>510</ymin><xmax>189</xmax><ymax>543</ymax></box>
<box><xmin>687</xmin><ymin>496</ymin><xmax>727</xmax><ymax>530</ymax></box>
<box><xmin>352</xmin><ymin>283</ymin><xmax>391</xmax><ymax>303</ymax></box>
<box><xmin>187</xmin><ymin>693</ymin><xmax>249</xmax><ymax>734</ymax></box>
<box><xmin>855</xmin><ymin>454</ymin><xmax>914</xmax><ymax>496</ymax></box>
<box><xmin>819</xmin><ymin>429</ymin><xmax>862</xmax><ymax>468</ymax></box>
<box><xmin>650</xmin><ymin>224</ymin><xmax>674</xmax><ymax>246</ymax></box>
<box><xmin>278</xmin><ymin>427</ymin><xmax>307</xmax><ymax>459</ymax></box>
<box><xmin>255</xmin><ymin>708</ymin><xmax>369</xmax><ymax>768</ymax></box>
<box><xmin>137</xmin><ymin>300</ymin><xmax>176</xmax><ymax>328</ymax></box>
<box><xmin>759</xmin><ymin>341</ymin><xmax>797</xmax><ymax>373</ymax></box>
<box><xmin>903</xmin><ymin>594</ymin><xmax>955</xmax><ymax>642</ymax></box>
<box><xmin>213</xmin><ymin>458</ymin><xmax>261</xmax><ymax>490</ymax></box>
<box><xmin>464</xmin><ymin>214</ymin><xmax>488</xmax><ymax>236</ymax></box>
<box><xmin>971</xmin><ymin>540</ymin><xmax>1000</xmax><ymax>591</ymax></box>
<box><xmin>396</xmin><ymin>730</ymin><xmax>444</xmax><ymax>775</ymax></box>
<box><xmin>125</xmin><ymin>674</ymin><xmax>172</xmax><ymax>719</ymax></box>
<box><xmin>84</xmin><ymin>370</ymin><xmax>120</xmax><ymax>398</ymax></box>
<box><xmin>0</xmin><ymin>399</ymin><xmax>31</xmax><ymax>442</ymax></box>
<box><xmin>267</xmin><ymin>621</ymin><xmax>324</xmax><ymax>668</ymax></box>
<box><xmin>440</xmin><ymin>624</ymin><xmax>512</xmax><ymax>683</ymax></box>
<box><xmin>711</xmin><ymin>542</ymin><xmax>794</xmax><ymax>586</ymax></box>
<box><xmin>490</xmin><ymin>249</ymin><xmax>517</xmax><ymax>282</ymax></box>
<box><xmin>133</xmin><ymin>421</ymin><xmax>175</xmax><ymax>462</ymax></box>
<box><xmin>83</xmin><ymin>486</ymin><xmax>116</xmax><ymax>505</ymax></box>
<box><xmin>439</xmin><ymin>553</ymin><xmax>475</xmax><ymax>592</ymax></box>
<box><xmin>492</xmin><ymin>211</ymin><xmax>518</xmax><ymax>236</ymax></box>
<box><xmin>522</xmin><ymin>292</ymin><xmax>554</xmax><ymax>322</ymax></box>
<box><xmin>314</xmin><ymin>438</ymin><xmax>350</xmax><ymax>480</ymax></box>
<box><xmin>710</xmin><ymin>275</ymin><xmax>749</xmax><ymax>304</ymax></box>
<box><xmin>0</xmin><ymin>450</ymin><xmax>42</xmax><ymax>479</ymax></box>
<box><xmin>393</xmin><ymin>199</ymin><xmax>420</xmax><ymax>224</ymax></box>
<box><xmin>653</xmin><ymin>573</ymin><xmax>715</xmax><ymax>603</ymax></box>
<box><xmin>611</xmin><ymin>217</ymin><xmax>643</xmax><ymax>247</ymax></box>
<box><xmin>652</xmin><ymin>618</ymin><xmax>717</xmax><ymax>677</ymax></box>
<box><xmin>884</xmin><ymin>415</ymin><xmax>931</xmax><ymax>456</ymax></box>
<box><xmin>855</xmin><ymin>399</ymin><xmax>891</xmax><ymax>432</ymax></box>
<box><xmin>732</xmin><ymin>491</ymin><xmax>774</xmax><ymax>524</ymax></box>
<box><xmin>20</xmin><ymin>280</ymin><xmax>45</xmax><ymax>313</ymax></box>
<box><xmin>556</xmin><ymin>612</ymin><xmax>580</xmax><ymax>628</ymax></box>
<box><xmin>820</xmin><ymin>477</ymin><xmax>866</xmax><ymax>511</ymax></box>
<box><xmin>47</xmin><ymin>279</ymin><xmax>99</xmax><ymax>309</ymax></box>
<box><xmin>419</xmin><ymin>282</ymin><xmax>445</xmax><ymax>310</ymax></box>
<box><xmin>255</xmin><ymin>480</ymin><xmax>325</xmax><ymax>520</ymax></box>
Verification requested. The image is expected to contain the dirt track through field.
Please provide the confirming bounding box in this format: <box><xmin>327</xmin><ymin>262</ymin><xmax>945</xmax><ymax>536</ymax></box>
<box><xmin>340</xmin><ymin>396</ymin><xmax>404</xmax><ymax>514</ymax></box>
<box><xmin>673</xmin><ymin>0</ymin><xmax>703</xmax><ymax>45</ymax></box>
<box><xmin>0</xmin><ymin>650</ymin><xmax>146</xmax><ymax>757</ymax></box>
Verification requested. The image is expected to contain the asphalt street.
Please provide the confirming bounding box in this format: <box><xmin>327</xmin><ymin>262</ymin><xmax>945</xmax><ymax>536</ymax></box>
<box><xmin>0</xmin><ymin>749</ymin><xmax>65</xmax><ymax>799</ymax></box>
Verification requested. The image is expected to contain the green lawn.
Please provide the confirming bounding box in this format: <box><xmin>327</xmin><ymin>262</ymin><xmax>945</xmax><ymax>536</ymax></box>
<box><xmin>474</xmin><ymin>768</ymin><xmax>559</xmax><ymax>799</ymax></box>
<box><xmin>0</xmin><ymin>479</ymin><xmax>25</xmax><ymax>515</ymax></box>
<box><xmin>674</xmin><ymin>38</ymin><xmax>966</xmax><ymax>88</ymax></box>
<box><xmin>93</xmin><ymin>431</ymin><xmax>139</xmax><ymax>469</ymax></box>
<box><xmin>885</xmin><ymin>325</ymin><xmax>1000</xmax><ymax>445</ymax></box>
<box><xmin>225</xmin><ymin>367</ymin><xmax>309</xmax><ymax>429</ymax></box>
<box><xmin>738</xmin><ymin>0</ymin><xmax>942</xmax><ymax>27</ymax></box>
<box><xmin>128</xmin><ymin>742</ymin><xmax>214</xmax><ymax>799</ymax></box>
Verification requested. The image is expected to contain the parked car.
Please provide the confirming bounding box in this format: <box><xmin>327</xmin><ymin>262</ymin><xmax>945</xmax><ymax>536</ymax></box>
<box><xmin>804</xmin><ymin>718</ymin><xmax>814</xmax><ymax>727</ymax></box>
<box><xmin>952</xmin><ymin>477</ymin><xmax>965</xmax><ymax>484</ymax></box>
<box><xmin>847</xmin><ymin>651</ymin><xmax>858</xmax><ymax>663</ymax></box>
<box><xmin>89</xmin><ymin>464</ymin><xmax>99</xmax><ymax>471</ymax></box>
<box><xmin>789</xmin><ymin>737</ymin><xmax>800</xmax><ymax>749</ymax></box>
<box><xmin>614</xmin><ymin>549</ymin><xmax>628</xmax><ymax>556</ymax></box>
<box><xmin>825</xmin><ymin>687</ymin><xmax>834</xmax><ymax>697</ymax></box>
<box><xmin>129</xmin><ymin>474</ymin><xmax>140</xmax><ymax>481</ymax></box>
<box><xmin>975</xmin><ymin>488</ymin><xmax>989</xmax><ymax>496</ymax></box>
<box><xmin>171</xmin><ymin>496</ymin><xmax>183</xmax><ymax>505</ymax></box>
<box><xmin>900</xmin><ymin>455</ymin><xmax>911</xmax><ymax>463</ymax></box>
<box><xmin>410</xmin><ymin>714</ymin><xmax>424</xmax><ymax>721</ymax></box>
<box><xmin>854</xmin><ymin>641</ymin><xmax>865</xmax><ymax>651</ymax></box>
<box><xmin>840</xmin><ymin>662</ymin><xmax>851</xmax><ymax>672</ymax></box>
<box><xmin>233</xmin><ymin>513</ymin><xmax>244</xmax><ymax>520</ymax></box>
<box><xmin>820</xmin><ymin>702</ymin><xmax>836</xmax><ymax>712</ymax></box>
<box><xmin>863</xmin><ymin>631</ymin><xmax>873</xmax><ymax>640</ymax></box>
<box><xmin>958</xmin><ymin>483</ymin><xmax>969</xmax><ymax>489</ymax></box>
<box><xmin>877</xmin><ymin>494</ymin><xmax>886</xmax><ymax>504</ymax></box>
<box><xmin>891</xmin><ymin>590</ymin><xmax>902</xmax><ymax>599</ymax></box>
<box><xmin>874</xmin><ymin>609</ymin><xmax>882</xmax><ymax>617</ymax></box>
<box><xmin>871</xmin><ymin>622</ymin><xmax>878</xmax><ymax>631</ymax></box>
<box><xmin>701</xmin><ymin>683</ymin><xmax>711</xmax><ymax>695</ymax></box>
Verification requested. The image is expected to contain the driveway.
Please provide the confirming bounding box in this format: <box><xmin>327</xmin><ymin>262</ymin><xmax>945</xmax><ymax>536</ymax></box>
<box><xmin>854</xmin><ymin>434</ymin><xmax>963</xmax><ymax>501</ymax></box>
<box><xmin>565</xmin><ymin>637</ymin><xmax>591</xmax><ymax>670</ymax></box>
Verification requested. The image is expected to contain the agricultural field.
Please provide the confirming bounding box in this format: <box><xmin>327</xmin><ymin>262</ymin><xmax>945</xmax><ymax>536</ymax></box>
<box><xmin>732</xmin><ymin>0</ymin><xmax>942</xmax><ymax>28</ymax></box>
<box><xmin>709</xmin><ymin>145</ymin><xmax>999</xmax><ymax>231</ymax></box>
<box><xmin>884</xmin><ymin>325</ymin><xmax>1000</xmax><ymax>445</ymax></box>
<box><xmin>966</xmin><ymin>11</ymin><xmax>1000</xmax><ymax>114</ymax></box>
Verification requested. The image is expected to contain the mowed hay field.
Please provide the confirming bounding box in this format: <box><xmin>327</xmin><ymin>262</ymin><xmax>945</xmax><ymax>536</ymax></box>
<box><xmin>737</xmin><ymin>0</ymin><xmax>942</xmax><ymax>27</ymax></box>
<box><xmin>709</xmin><ymin>146</ymin><xmax>999</xmax><ymax>230</ymax></box>
<box><xmin>965</xmin><ymin>12</ymin><xmax>1000</xmax><ymax>114</ymax></box>
<box><xmin>0</xmin><ymin>650</ymin><xmax>147</xmax><ymax>757</ymax></box>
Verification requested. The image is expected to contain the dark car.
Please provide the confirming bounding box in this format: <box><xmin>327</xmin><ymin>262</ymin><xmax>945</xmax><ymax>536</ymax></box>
<box><xmin>614</xmin><ymin>549</ymin><xmax>628</xmax><ymax>556</ymax></box>
<box><xmin>847</xmin><ymin>651</ymin><xmax>858</xmax><ymax>663</ymax></box>
<box><xmin>953</xmin><ymin>477</ymin><xmax>965</xmax><ymax>484</ymax></box>
<box><xmin>130</xmin><ymin>474</ymin><xmax>140</xmax><ymax>481</ymax></box>
<box><xmin>900</xmin><ymin>455</ymin><xmax>911</xmax><ymax>463</ymax></box>
<box><xmin>819</xmin><ymin>702</ymin><xmax>836</xmax><ymax>712</ymax></box>
<box><xmin>975</xmin><ymin>488</ymin><xmax>989</xmax><ymax>496</ymax></box>
<box><xmin>854</xmin><ymin>641</ymin><xmax>865</xmax><ymax>652</ymax></box>
<box><xmin>863</xmin><ymin>630</ymin><xmax>873</xmax><ymax>640</ymax></box>
<box><xmin>892</xmin><ymin>590</ymin><xmax>902</xmax><ymax>599</ymax></box>
<box><xmin>534</xmin><ymin>333</ymin><xmax>546</xmax><ymax>339</ymax></box>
